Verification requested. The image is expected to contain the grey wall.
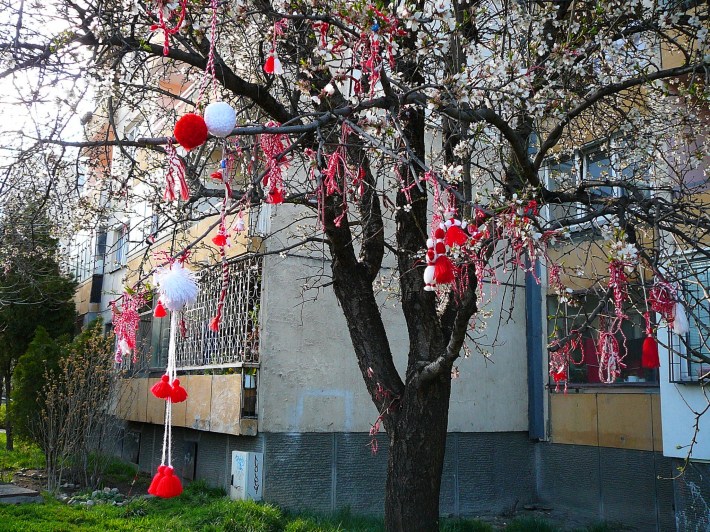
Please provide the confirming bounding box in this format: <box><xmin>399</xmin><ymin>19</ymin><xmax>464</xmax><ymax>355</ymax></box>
<box><xmin>537</xmin><ymin>443</ymin><xmax>675</xmax><ymax>531</ymax></box>
<box><xmin>673</xmin><ymin>460</ymin><xmax>710</xmax><ymax>532</ymax></box>
<box><xmin>125</xmin><ymin>423</ymin><xmax>677</xmax><ymax>529</ymax></box>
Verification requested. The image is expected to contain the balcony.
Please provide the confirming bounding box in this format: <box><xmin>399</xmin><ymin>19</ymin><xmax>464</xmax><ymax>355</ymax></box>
<box><xmin>115</xmin><ymin>257</ymin><xmax>262</xmax><ymax>436</ymax></box>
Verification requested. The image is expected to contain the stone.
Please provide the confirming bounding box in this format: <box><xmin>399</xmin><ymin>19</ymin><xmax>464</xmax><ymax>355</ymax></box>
<box><xmin>86</xmin><ymin>500</ymin><xmax>95</xmax><ymax>507</ymax></box>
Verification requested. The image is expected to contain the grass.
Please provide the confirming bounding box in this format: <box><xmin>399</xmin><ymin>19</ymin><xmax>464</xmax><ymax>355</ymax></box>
<box><xmin>0</xmin><ymin>432</ymin><xmax>45</xmax><ymax>473</ymax></box>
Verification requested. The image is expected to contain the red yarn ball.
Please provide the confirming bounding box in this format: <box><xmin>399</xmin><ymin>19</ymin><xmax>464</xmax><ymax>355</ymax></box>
<box><xmin>174</xmin><ymin>113</ymin><xmax>208</xmax><ymax>151</ymax></box>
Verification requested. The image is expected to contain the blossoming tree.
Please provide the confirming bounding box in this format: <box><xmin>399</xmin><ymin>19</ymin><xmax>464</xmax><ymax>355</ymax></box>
<box><xmin>1</xmin><ymin>0</ymin><xmax>709</xmax><ymax>529</ymax></box>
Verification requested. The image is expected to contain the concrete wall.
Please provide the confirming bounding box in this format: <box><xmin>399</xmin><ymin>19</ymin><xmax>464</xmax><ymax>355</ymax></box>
<box><xmin>537</xmin><ymin>443</ymin><xmax>675</xmax><ymax>531</ymax></box>
<box><xmin>659</xmin><ymin>334</ymin><xmax>710</xmax><ymax>461</ymax></box>
<box><xmin>123</xmin><ymin>422</ymin><xmax>675</xmax><ymax>528</ymax></box>
<box><xmin>673</xmin><ymin>460</ymin><xmax>710</xmax><ymax>531</ymax></box>
<box><xmin>258</xmin><ymin>248</ymin><xmax>529</xmax><ymax>433</ymax></box>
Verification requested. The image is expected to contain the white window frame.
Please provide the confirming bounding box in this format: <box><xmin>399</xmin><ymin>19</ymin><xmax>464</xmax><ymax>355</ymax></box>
<box><xmin>543</xmin><ymin>138</ymin><xmax>642</xmax><ymax>230</ymax></box>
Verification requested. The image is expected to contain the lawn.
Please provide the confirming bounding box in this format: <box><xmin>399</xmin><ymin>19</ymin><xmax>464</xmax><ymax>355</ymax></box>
<box><xmin>0</xmin><ymin>434</ymin><xmax>617</xmax><ymax>531</ymax></box>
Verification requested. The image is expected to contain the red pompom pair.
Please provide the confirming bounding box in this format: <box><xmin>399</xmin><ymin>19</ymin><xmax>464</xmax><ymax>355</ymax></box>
<box><xmin>151</xmin><ymin>375</ymin><xmax>188</xmax><ymax>403</ymax></box>
<box><xmin>148</xmin><ymin>465</ymin><xmax>183</xmax><ymax>498</ymax></box>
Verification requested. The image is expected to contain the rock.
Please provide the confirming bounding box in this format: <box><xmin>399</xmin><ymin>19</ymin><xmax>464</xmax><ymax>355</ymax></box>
<box><xmin>103</xmin><ymin>487</ymin><xmax>111</xmax><ymax>493</ymax></box>
<box><xmin>85</xmin><ymin>500</ymin><xmax>95</xmax><ymax>507</ymax></box>
<box><xmin>92</xmin><ymin>490</ymin><xmax>99</xmax><ymax>497</ymax></box>
<box><xmin>111</xmin><ymin>488</ymin><xmax>118</xmax><ymax>494</ymax></box>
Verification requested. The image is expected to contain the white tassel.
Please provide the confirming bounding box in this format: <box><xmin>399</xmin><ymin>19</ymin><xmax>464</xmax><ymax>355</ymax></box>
<box><xmin>673</xmin><ymin>302</ymin><xmax>689</xmax><ymax>335</ymax></box>
<box><xmin>154</xmin><ymin>262</ymin><xmax>199</xmax><ymax>312</ymax></box>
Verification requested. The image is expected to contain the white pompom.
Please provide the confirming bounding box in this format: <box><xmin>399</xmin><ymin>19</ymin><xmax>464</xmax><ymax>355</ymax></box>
<box><xmin>233</xmin><ymin>216</ymin><xmax>246</xmax><ymax>232</ymax></box>
<box><xmin>444</xmin><ymin>220</ymin><xmax>452</xmax><ymax>229</ymax></box>
<box><xmin>423</xmin><ymin>264</ymin><xmax>435</xmax><ymax>285</ymax></box>
<box><xmin>154</xmin><ymin>262</ymin><xmax>199</xmax><ymax>311</ymax></box>
<box><xmin>673</xmin><ymin>302</ymin><xmax>689</xmax><ymax>335</ymax></box>
<box><xmin>204</xmin><ymin>102</ymin><xmax>236</xmax><ymax>138</ymax></box>
<box><xmin>119</xmin><ymin>338</ymin><xmax>132</xmax><ymax>356</ymax></box>
<box><xmin>426</xmin><ymin>238</ymin><xmax>434</xmax><ymax>249</ymax></box>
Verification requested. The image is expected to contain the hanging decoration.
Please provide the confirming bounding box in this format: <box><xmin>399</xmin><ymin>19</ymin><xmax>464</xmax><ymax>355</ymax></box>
<box><xmin>204</xmin><ymin>102</ymin><xmax>236</xmax><ymax>138</ymax></box>
<box><xmin>163</xmin><ymin>138</ymin><xmax>189</xmax><ymax>201</ymax></box>
<box><xmin>150</xmin><ymin>0</ymin><xmax>188</xmax><ymax>56</ymax></box>
<box><xmin>641</xmin><ymin>311</ymin><xmax>660</xmax><ymax>369</ymax></box>
<box><xmin>110</xmin><ymin>290</ymin><xmax>148</xmax><ymax>364</ymax></box>
<box><xmin>260</xmin><ymin>121</ymin><xmax>290</xmax><ymax>204</ymax></box>
<box><xmin>149</xmin><ymin>256</ymin><xmax>199</xmax><ymax>498</ymax></box>
<box><xmin>263</xmin><ymin>19</ymin><xmax>288</xmax><ymax>75</ymax></box>
<box><xmin>173</xmin><ymin>113</ymin><xmax>208</xmax><ymax>151</ymax></box>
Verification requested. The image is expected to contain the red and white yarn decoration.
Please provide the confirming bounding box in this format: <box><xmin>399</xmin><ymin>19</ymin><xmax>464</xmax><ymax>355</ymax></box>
<box><xmin>149</xmin><ymin>257</ymin><xmax>199</xmax><ymax>498</ymax></box>
<box><xmin>260</xmin><ymin>121</ymin><xmax>289</xmax><ymax>204</ymax></box>
<box><xmin>423</xmin><ymin>211</ymin><xmax>467</xmax><ymax>292</ymax></box>
<box><xmin>111</xmin><ymin>290</ymin><xmax>148</xmax><ymax>364</ymax></box>
<box><xmin>263</xmin><ymin>19</ymin><xmax>287</xmax><ymax>75</ymax></box>
<box><xmin>150</xmin><ymin>0</ymin><xmax>188</xmax><ymax>56</ymax></box>
<box><xmin>163</xmin><ymin>138</ymin><xmax>189</xmax><ymax>201</ymax></box>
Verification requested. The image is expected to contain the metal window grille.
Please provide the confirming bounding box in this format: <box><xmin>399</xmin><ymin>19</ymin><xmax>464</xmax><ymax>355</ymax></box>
<box><xmin>175</xmin><ymin>257</ymin><xmax>262</xmax><ymax>369</ymax></box>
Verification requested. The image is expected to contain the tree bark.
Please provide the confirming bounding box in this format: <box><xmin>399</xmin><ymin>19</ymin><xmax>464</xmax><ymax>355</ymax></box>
<box><xmin>4</xmin><ymin>366</ymin><xmax>13</xmax><ymax>450</ymax></box>
<box><xmin>385</xmin><ymin>374</ymin><xmax>451</xmax><ymax>531</ymax></box>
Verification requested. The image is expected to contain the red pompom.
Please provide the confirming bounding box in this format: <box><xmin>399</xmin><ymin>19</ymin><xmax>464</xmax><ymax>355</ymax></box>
<box><xmin>154</xmin><ymin>301</ymin><xmax>167</xmax><ymax>318</ymax></box>
<box><xmin>266</xmin><ymin>187</ymin><xmax>284</xmax><ymax>204</ymax></box>
<box><xmin>174</xmin><ymin>113</ymin><xmax>208</xmax><ymax>151</ymax></box>
<box><xmin>434</xmin><ymin>256</ymin><xmax>456</xmax><ymax>284</ymax></box>
<box><xmin>434</xmin><ymin>242</ymin><xmax>446</xmax><ymax>255</ymax></box>
<box><xmin>170</xmin><ymin>379</ymin><xmax>188</xmax><ymax>403</ymax></box>
<box><xmin>425</xmin><ymin>249</ymin><xmax>436</xmax><ymax>263</ymax></box>
<box><xmin>148</xmin><ymin>465</ymin><xmax>167</xmax><ymax>495</ymax></box>
<box><xmin>212</xmin><ymin>233</ymin><xmax>227</xmax><ymax>247</ymax></box>
<box><xmin>154</xmin><ymin>467</ymin><xmax>183</xmax><ymax>498</ymax></box>
<box><xmin>151</xmin><ymin>374</ymin><xmax>171</xmax><ymax>399</ymax></box>
<box><xmin>209</xmin><ymin>315</ymin><xmax>220</xmax><ymax>332</ymax></box>
<box><xmin>434</xmin><ymin>228</ymin><xmax>446</xmax><ymax>240</ymax></box>
<box><xmin>444</xmin><ymin>225</ymin><xmax>468</xmax><ymax>247</ymax></box>
<box><xmin>210</xmin><ymin>171</ymin><xmax>223</xmax><ymax>180</ymax></box>
<box><xmin>642</xmin><ymin>335</ymin><xmax>660</xmax><ymax>369</ymax></box>
<box><xmin>553</xmin><ymin>369</ymin><xmax>567</xmax><ymax>383</ymax></box>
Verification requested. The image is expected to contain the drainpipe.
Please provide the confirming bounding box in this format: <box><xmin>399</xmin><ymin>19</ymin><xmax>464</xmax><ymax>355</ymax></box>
<box><xmin>526</xmin><ymin>260</ymin><xmax>545</xmax><ymax>440</ymax></box>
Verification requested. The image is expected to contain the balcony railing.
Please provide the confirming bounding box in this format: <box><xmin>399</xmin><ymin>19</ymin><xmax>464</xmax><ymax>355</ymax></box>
<box><xmin>175</xmin><ymin>256</ymin><xmax>262</xmax><ymax>369</ymax></box>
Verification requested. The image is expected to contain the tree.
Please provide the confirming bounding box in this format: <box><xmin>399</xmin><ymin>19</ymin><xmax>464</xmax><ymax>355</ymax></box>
<box><xmin>0</xmin><ymin>208</ymin><xmax>77</xmax><ymax>450</ymax></box>
<box><xmin>1</xmin><ymin>0</ymin><xmax>709</xmax><ymax>529</ymax></box>
<box><xmin>11</xmin><ymin>326</ymin><xmax>66</xmax><ymax>443</ymax></box>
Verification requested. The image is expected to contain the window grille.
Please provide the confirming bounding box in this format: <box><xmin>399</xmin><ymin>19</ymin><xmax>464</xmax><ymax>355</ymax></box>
<box><xmin>175</xmin><ymin>256</ymin><xmax>262</xmax><ymax>369</ymax></box>
<box><xmin>668</xmin><ymin>260</ymin><xmax>710</xmax><ymax>384</ymax></box>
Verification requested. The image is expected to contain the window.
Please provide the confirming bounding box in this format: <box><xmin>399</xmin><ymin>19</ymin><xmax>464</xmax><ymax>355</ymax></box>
<box><xmin>669</xmin><ymin>259</ymin><xmax>710</xmax><ymax>383</ymax></box>
<box><xmin>543</xmin><ymin>140</ymin><xmax>650</xmax><ymax>226</ymax></box>
<box><xmin>548</xmin><ymin>292</ymin><xmax>659</xmax><ymax>385</ymax></box>
<box><xmin>110</xmin><ymin>225</ymin><xmax>129</xmax><ymax>269</ymax></box>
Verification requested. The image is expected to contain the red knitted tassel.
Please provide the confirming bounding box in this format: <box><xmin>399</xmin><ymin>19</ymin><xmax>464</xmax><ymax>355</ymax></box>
<box><xmin>209</xmin><ymin>315</ymin><xmax>221</xmax><ymax>332</ymax></box>
<box><xmin>151</xmin><ymin>375</ymin><xmax>171</xmax><ymax>399</ymax></box>
<box><xmin>444</xmin><ymin>225</ymin><xmax>468</xmax><ymax>247</ymax></box>
<box><xmin>148</xmin><ymin>465</ymin><xmax>167</xmax><ymax>495</ymax></box>
<box><xmin>154</xmin><ymin>467</ymin><xmax>183</xmax><ymax>498</ymax></box>
<box><xmin>642</xmin><ymin>335</ymin><xmax>660</xmax><ymax>369</ymax></box>
<box><xmin>434</xmin><ymin>256</ymin><xmax>456</xmax><ymax>284</ymax></box>
<box><xmin>212</xmin><ymin>233</ymin><xmax>227</xmax><ymax>247</ymax></box>
<box><xmin>170</xmin><ymin>379</ymin><xmax>188</xmax><ymax>403</ymax></box>
<box><xmin>154</xmin><ymin>301</ymin><xmax>167</xmax><ymax>318</ymax></box>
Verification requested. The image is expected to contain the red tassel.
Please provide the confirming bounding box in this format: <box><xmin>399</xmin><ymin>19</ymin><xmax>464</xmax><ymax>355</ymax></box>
<box><xmin>434</xmin><ymin>227</ymin><xmax>446</xmax><ymax>240</ymax></box>
<box><xmin>154</xmin><ymin>467</ymin><xmax>183</xmax><ymax>498</ymax></box>
<box><xmin>434</xmin><ymin>256</ymin><xmax>456</xmax><ymax>284</ymax></box>
<box><xmin>642</xmin><ymin>334</ymin><xmax>660</xmax><ymax>369</ymax></box>
<box><xmin>209</xmin><ymin>315</ymin><xmax>220</xmax><ymax>332</ymax></box>
<box><xmin>170</xmin><ymin>379</ymin><xmax>188</xmax><ymax>403</ymax></box>
<box><xmin>264</xmin><ymin>54</ymin><xmax>275</xmax><ymax>74</ymax></box>
<box><xmin>148</xmin><ymin>465</ymin><xmax>167</xmax><ymax>495</ymax></box>
<box><xmin>210</xmin><ymin>171</ymin><xmax>223</xmax><ymax>180</ymax></box>
<box><xmin>151</xmin><ymin>375</ymin><xmax>171</xmax><ymax>399</ymax></box>
<box><xmin>212</xmin><ymin>233</ymin><xmax>227</xmax><ymax>247</ymax></box>
<box><xmin>266</xmin><ymin>187</ymin><xmax>284</xmax><ymax>204</ymax></box>
<box><xmin>444</xmin><ymin>225</ymin><xmax>468</xmax><ymax>247</ymax></box>
<box><xmin>154</xmin><ymin>301</ymin><xmax>167</xmax><ymax>318</ymax></box>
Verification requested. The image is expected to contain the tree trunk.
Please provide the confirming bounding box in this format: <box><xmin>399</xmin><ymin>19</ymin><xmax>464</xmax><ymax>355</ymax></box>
<box><xmin>4</xmin><ymin>368</ymin><xmax>13</xmax><ymax>450</ymax></box>
<box><xmin>385</xmin><ymin>375</ymin><xmax>452</xmax><ymax>531</ymax></box>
